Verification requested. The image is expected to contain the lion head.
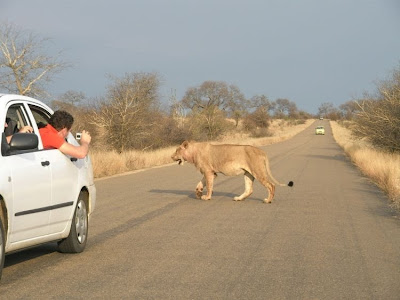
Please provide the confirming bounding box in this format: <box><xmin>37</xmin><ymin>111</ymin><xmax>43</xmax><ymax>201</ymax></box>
<box><xmin>171</xmin><ymin>141</ymin><xmax>190</xmax><ymax>165</ymax></box>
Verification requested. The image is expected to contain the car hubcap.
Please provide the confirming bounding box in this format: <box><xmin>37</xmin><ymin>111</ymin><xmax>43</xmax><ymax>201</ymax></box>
<box><xmin>75</xmin><ymin>200</ymin><xmax>87</xmax><ymax>244</ymax></box>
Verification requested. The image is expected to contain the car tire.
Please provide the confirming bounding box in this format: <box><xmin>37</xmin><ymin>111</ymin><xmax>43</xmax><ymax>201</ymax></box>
<box><xmin>0</xmin><ymin>219</ymin><xmax>5</xmax><ymax>280</ymax></box>
<box><xmin>57</xmin><ymin>197</ymin><xmax>88</xmax><ymax>253</ymax></box>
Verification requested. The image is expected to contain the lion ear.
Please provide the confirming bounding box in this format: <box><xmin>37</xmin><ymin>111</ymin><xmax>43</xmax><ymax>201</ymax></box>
<box><xmin>182</xmin><ymin>141</ymin><xmax>189</xmax><ymax>149</ymax></box>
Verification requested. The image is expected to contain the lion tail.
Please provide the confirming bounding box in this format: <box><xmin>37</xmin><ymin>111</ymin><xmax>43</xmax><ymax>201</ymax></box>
<box><xmin>265</xmin><ymin>159</ymin><xmax>294</xmax><ymax>187</ymax></box>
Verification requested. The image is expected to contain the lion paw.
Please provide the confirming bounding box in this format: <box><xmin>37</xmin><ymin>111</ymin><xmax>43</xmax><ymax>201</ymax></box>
<box><xmin>201</xmin><ymin>195</ymin><xmax>211</xmax><ymax>201</ymax></box>
<box><xmin>195</xmin><ymin>189</ymin><xmax>203</xmax><ymax>199</ymax></box>
<box><xmin>233</xmin><ymin>196</ymin><xmax>244</xmax><ymax>201</ymax></box>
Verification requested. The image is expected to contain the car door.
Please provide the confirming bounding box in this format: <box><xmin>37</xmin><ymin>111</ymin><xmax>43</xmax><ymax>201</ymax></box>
<box><xmin>42</xmin><ymin>148</ymin><xmax>79</xmax><ymax>234</ymax></box>
<box><xmin>28</xmin><ymin>105</ymin><xmax>80</xmax><ymax>234</ymax></box>
<box><xmin>7</xmin><ymin>152</ymin><xmax>52</xmax><ymax>243</ymax></box>
<box><xmin>3</xmin><ymin>103</ymin><xmax>52</xmax><ymax>243</ymax></box>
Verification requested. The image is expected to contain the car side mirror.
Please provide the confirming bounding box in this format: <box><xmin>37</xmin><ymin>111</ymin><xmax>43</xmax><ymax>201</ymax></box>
<box><xmin>9</xmin><ymin>133</ymin><xmax>39</xmax><ymax>150</ymax></box>
<box><xmin>1</xmin><ymin>133</ymin><xmax>39</xmax><ymax>156</ymax></box>
<box><xmin>1</xmin><ymin>132</ymin><xmax>10</xmax><ymax>156</ymax></box>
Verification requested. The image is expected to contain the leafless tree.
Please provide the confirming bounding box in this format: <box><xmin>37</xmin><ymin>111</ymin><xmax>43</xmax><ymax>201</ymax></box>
<box><xmin>318</xmin><ymin>102</ymin><xmax>341</xmax><ymax>120</ymax></box>
<box><xmin>51</xmin><ymin>90</ymin><xmax>86</xmax><ymax>111</ymax></box>
<box><xmin>339</xmin><ymin>100</ymin><xmax>360</xmax><ymax>120</ymax></box>
<box><xmin>169</xmin><ymin>89</ymin><xmax>186</xmax><ymax>128</ymax></box>
<box><xmin>226</xmin><ymin>84</ymin><xmax>247</xmax><ymax>126</ymax></box>
<box><xmin>244</xmin><ymin>94</ymin><xmax>273</xmax><ymax>133</ymax></box>
<box><xmin>89</xmin><ymin>72</ymin><xmax>161</xmax><ymax>152</ymax></box>
<box><xmin>249</xmin><ymin>95</ymin><xmax>274</xmax><ymax>112</ymax></box>
<box><xmin>182</xmin><ymin>81</ymin><xmax>245</xmax><ymax>111</ymax></box>
<box><xmin>352</xmin><ymin>67</ymin><xmax>400</xmax><ymax>152</ymax></box>
<box><xmin>51</xmin><ymin>90</ymin><xmax>94</xmax><ymax>137</ymax></box>
<box><xmin>318</xmin><ymin>102</ymin><xmax>334</xmax><ymax>117</ymax></box>
<box><xmin>181</xmin><ymin>81</ymin><xmax>245</xmax><ymax>139</ymax></box>
<box><xmin>58</xmin><ymin>90</ymin><xmax>85</xmax><ymax>106</ymax></box>
<box><xmin>0</xmin><ymin>22</ymin><xmax>68</xmax><ymax>97</ymax></box>
<box><xmin>273</xmin><ymin>98</ymin><xmax>298</xmax><ymax>118</ymax></box>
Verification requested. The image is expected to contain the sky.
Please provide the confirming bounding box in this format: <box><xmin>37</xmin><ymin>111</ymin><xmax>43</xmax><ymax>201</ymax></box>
<box><xmin>1</xmin><ymin>0</ymin><xmax>400</xmax><ymax>114</ymax></box>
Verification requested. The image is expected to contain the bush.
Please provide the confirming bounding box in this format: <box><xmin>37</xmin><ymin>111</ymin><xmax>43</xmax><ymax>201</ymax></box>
<box><xmin>155</xmin><ymin>117</ymin><xmax>193</xmax><ymax>147</ymax></box>
<box><xmin>187</xmin><ymin>110</ymin><xmax>234</xmax><ymax>141</ymax></box>
<box><xmin>351</xmin><ymin>67</ymin><xmax>400</xmax><ymax>152</ymax></box>
<box><xmin>249</xmin><ymin>127</ymin><xmax>272</xmax><ymax>138</ymax></box>
<box><xmin>243</xmin><ymin>107</ymin><xmax>271</xmax><ymax>137</ymax></box>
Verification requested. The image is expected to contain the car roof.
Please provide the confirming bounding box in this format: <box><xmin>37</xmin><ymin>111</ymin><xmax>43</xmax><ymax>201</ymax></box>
<box><xmin>0</xmin><ymin>93</ymin><xmax>52</xmax><ymax>109</ymax></box>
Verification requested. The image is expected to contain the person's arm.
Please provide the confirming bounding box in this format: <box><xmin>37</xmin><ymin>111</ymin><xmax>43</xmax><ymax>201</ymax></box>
<box><xmin>58</xmin><ymin>130</ymin><xmax>91</xmax><ymax>159</ymax></box>
<box><xmin>6</xmin><ymin>126</ymin><xmax>33</xmax><ymax>143</ymax></box>
<box><xmin>19</xmin><ymin>126</ymin><xmax>33</xmax><ymax>133</ymax></box>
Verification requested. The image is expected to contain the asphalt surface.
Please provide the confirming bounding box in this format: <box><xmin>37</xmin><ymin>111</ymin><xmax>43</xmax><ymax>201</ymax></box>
<box><xmin>1</xmin><ymin>120</ymin><xmax>400</xmax><ymax>299</ymax></box>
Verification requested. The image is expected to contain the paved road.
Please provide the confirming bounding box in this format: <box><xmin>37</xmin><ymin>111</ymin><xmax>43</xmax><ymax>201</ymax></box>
<box><xmin>1</xmin><ymin>120</ymin><xmax>400</xmax><ymax>299</ymax></box>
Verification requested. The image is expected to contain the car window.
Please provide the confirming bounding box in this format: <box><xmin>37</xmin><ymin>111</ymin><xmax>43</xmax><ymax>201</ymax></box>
<box><xmin>2</xmin><ymin>103</ymin><xmax>36</xmax><ymax>156</ymax></box>
<box><xmin>5</xmin><ymin>104</ymin><xmax>31</xmax><ymax>131</ymax></box>
<box><xmin>29</xmin><ymin>104</ymin><xmax>51</xmax><ymax>129</ymax></box>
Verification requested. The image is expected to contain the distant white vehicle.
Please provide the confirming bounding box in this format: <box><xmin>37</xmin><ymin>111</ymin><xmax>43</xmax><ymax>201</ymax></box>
<box><xmin>315</xmin><ymin>126</ymin><xmax>325</xmax><ymax>135</ymax></box>
<box><xmin>0</xmin><ymin>94</ymin><xmax>96</xmax><ymax>280</ymax></box>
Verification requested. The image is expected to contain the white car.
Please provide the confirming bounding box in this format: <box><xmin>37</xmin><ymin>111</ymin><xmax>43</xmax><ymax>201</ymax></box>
<box><xmin>315</xmin><ymin>126</ymin><xmax>325</xmax><ymax>135</ymax></box>
<box><xmin>0</xmin><ymin>94</ymin><xmax>96</xmax><ymax>280</ymax></box>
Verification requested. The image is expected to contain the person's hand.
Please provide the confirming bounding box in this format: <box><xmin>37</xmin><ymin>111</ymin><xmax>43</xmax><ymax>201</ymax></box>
<box><xmin>19</xmin><ymin>126</ymin><xmax>33</xmax><ymax>133</ymax></box>
<box><xmin>80</xmin><ymin>130</ymin><xmax>91</xmax><ymax>144</ymax></box>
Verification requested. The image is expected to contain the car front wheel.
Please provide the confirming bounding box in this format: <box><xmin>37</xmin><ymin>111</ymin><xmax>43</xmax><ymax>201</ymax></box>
<box><xmin>0</xmin><ymin>219</ymin><xmax>5</xmax><ymax>280</ymax></box>
<box><xmin>58</xmin><ymin>197</ymin><xmax>88</xmax><ymax>253</ymax></box>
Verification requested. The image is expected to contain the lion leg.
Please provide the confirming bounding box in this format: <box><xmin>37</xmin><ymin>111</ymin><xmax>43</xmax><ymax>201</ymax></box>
<box><xmin>234</xmin><ymin>172</ymin><xmax>254</xmax><ymax>201</ymax></box>
<box><xmin>201</xmin><ymin>172</ymin><xmax>215</xmax><ymax>201</ymax></box>
<box><xmin>262</xmin><ymin>181</ymin><xmax>275</xmax><ymax>204</ymax></box>
<box><xmin>195</xmin><ymin>176</ymin><xmax>206</xmax><ymax>199</ymax></box>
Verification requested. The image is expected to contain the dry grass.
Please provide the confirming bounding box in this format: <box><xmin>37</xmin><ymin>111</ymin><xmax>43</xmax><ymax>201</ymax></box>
<box><xmin>218</xmin><ymin>119</ymin><xmax>314</xmax><ymax>147</ymax></box>
<box><xmin>91</xmin><ymin>119</ymin><xmax>314</xmax><ymax>179</ymax></box>
<box><xmin>331</xmin><ymin>121</ymin><xmax>400</xmax><ymax>209</ymax></box>
<box><xmin>91</xmin><ymin>146</ymin><xmax>176</xmax><ymax>178</ymax></box>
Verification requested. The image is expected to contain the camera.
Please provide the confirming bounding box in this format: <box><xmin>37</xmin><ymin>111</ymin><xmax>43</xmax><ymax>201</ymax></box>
<box><xmin>76</xmin><ymin>132</ymin><xmax>82</xmax><ymax>140</ymax></box>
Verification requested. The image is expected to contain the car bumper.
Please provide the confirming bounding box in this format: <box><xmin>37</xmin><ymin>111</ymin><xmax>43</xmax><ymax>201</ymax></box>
<box><xmin>87</xmin><ymin>183</ymin><xmax>96</xmax><ymax>220</ymax></box>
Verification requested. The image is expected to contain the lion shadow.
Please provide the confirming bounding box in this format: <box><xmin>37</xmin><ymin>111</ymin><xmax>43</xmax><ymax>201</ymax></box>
<box><xmin>149</xmin><ymin>189</ymin><xmax>261</xmax><ymax>201</ymax></box>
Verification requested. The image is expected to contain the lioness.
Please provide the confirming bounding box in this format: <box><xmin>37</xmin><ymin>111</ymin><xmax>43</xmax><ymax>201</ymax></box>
<box><xmin>171</xmin><ymin>141</ymin><xmax>293</xmax><ymax>203</ymax></box>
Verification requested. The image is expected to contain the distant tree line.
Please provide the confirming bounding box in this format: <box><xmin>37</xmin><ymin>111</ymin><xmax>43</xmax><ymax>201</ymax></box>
<box><xmin>52</xmin><ymin>74</ymin><xmax>311</xmax><ymax>152</ymax></box>
<box><xmin>317</xmin><ymin>65</ymin><xmax>400</xmax><ymax>153</ymax></box>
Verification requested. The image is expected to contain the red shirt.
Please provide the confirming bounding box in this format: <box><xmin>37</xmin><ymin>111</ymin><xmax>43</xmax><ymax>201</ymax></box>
<box><xmin>39</xmin><ymin>124</ymin><xmax>65</xmax><ymax>149</ymax></box>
